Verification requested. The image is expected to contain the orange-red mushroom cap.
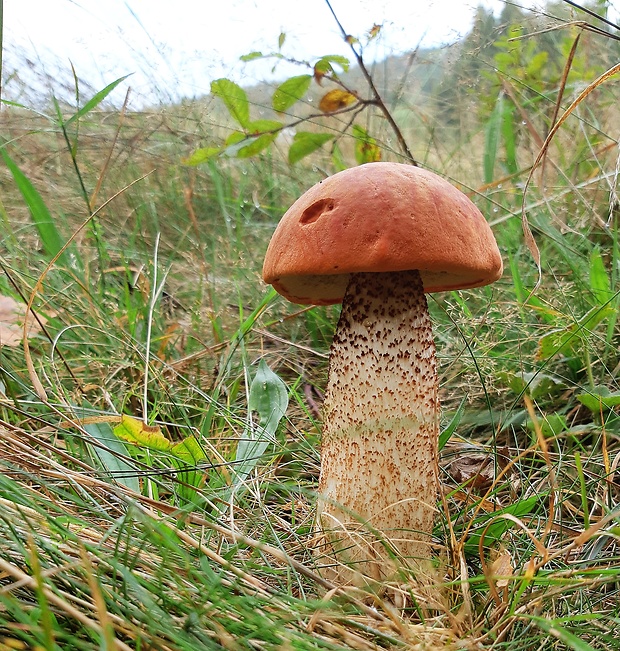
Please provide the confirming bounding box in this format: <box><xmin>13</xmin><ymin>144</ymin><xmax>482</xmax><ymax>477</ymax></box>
<box><xmin>263</xmin><ymin>162</ymin><xmax>503</xmax><ymax>305</ymax></box>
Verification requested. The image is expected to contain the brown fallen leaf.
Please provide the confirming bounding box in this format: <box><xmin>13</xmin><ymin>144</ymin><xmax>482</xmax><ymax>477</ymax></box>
<box><xmin>449</xmin><ymin>454</ymin><xmax>495</xmax><ymax>490</ymax></box>
<box><xmin>448</xmin><ymin>446</ymin><xmax>514</xmax><ymax>491</ymax></box>
<box><xmin>491</xmin><ymin>550</ymin><xmax>514</xmax><ymax>589</ymax></box>
<box><xmin>0</xmin><ymin>295</ymin><xmax>46</xmax><ymax>347</ymax></box>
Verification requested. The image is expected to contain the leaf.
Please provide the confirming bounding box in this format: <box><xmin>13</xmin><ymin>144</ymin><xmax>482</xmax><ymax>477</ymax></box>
<box><xmin>246</xmin><ymin>119</ymin><xmax>282</xmax><ymax>134</ymax></box>
<box><xmin>368</xmin><ymin>24</ymin><xmax>382</xmax><ymax>39</ymax></box>
<box><xmin>272</xmin><ymin>75</ymin><xmax>312</xmax><ymax>113</ymax></box>
<box><xmin>225</xmin><ymin>360</ymin><xmax>288</xmax><ymax>501</ymax></box>
<box><xmin>490</xmin><ymin>551</ymin><xmax>514</xmax><ymax>588</ymax></box>
<box><xmin>220</xmin><ymin>129</ymin><xmax>278</xmax><ymax>159</ymax></box>
<box><xmin>211</xmin><ymin>78</ymin><xmax>250</xmax><ymax>128</ymax></box>
<box><xmin>465</xmin><ymin>495</ymin><xmax>539</xmax><ymax>552</ymax></box>
<box><xmin>313</xmin><ymin>55</ymin><xmax>350</xmax><ymax>84</ymax></box>
<box><xmin>439</xmin><ymin>397</ymin><xmax>466</xmax><ymax>450</ymax></box>
<box><xmin>235</xmin><ymin>133</ymin><xmax>277</xmax><ymax>158</ymax></box>
<box><xmin>498</xmin><ymin>370</ymin><xmax>564</xmax><ymax>399</ymax></box>
<box><xmin>1</xmin><ymin>149</ymin><xmax>73</xmax><ymax>267</ymax></box>
<box><xmin>278</xmin><ymin>32</ymin><xmax>286</xmax><ymax>49</ymax></box>
<box><xmin>170</xmin><ymin>436</ymin><xmax>207</xmax><ymax>503</ymax></box>
<box><xmin>240</xmin><ymin>51</ymin><xmax>264</xmax><ymax>62</ymax></box>
<box><xmin>577</xmin><ymin>386</ymin><xmax>620</xmax><ymax>412</ymax></box>
<box><xmin>170</xmin><ymin>436</ymin><xmax>206</xmax><ymax>465</ymax></box>
<box><xmin>63</xmin><ymin>75</ymin><xmax>131</xmax><ymax>127</ymax></box>
<box><xmin>82</xmin><ymin>418</ymin><xmax>141</xmax><ymax>493</ymax></box>
<box><xmin>449</xmin><ymin>454</ymin><xmax>495</xmax><ymax>490</ymax></box>
<box><xmin>113</xmin><ymin>415</ymin><xmax>171</xmax><ymax>452</ymax></box>
<box><xmin>288</xmin><ymin>132</ymin><xmax>335</xmax><ymax>164</ymax></box>
<box><xmin>526</xmin><ymin>412</ymin><xmax>567</xmax><ymax>438</ymax></box>
<box><xmin>536</xmin><ymin>305</ymin><xmax>614</xmax><ymax>360</ymax></box>
<box><xmin>352</xmin><ymin>124</ymin><xmax>381</xmax><ymax>164</ymax></box>
<box><xmin>318</xmin><ymin>89</ymin><xmax>357</xmax><ymax>113</ymax></box>
<box><xmin>182</xmin><ymin>146</ymin><xmax>222</xmax><ymax>166</ymax></box>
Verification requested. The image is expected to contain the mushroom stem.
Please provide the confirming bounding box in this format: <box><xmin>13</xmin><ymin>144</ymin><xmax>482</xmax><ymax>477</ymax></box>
<box><xmin>316</xmin><ymin>269</ymin><xmax>439</xmax><ymax>580</ymax></box>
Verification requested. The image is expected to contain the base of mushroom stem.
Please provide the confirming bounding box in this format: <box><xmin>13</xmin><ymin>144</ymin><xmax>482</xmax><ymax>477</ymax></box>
<box><xmin>313</xmin><ymin>510</ymin><xmax>435</xmax><ymax>587</ymax></box>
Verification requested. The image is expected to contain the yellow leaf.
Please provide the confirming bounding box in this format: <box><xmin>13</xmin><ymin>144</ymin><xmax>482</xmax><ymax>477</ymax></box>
<box><xmin>368</xmin><ymin>24</ymin><xmax>381</xmax><ymax>39</ymax></box>
<box><xmin>113</xmin><ymin>415</ymin><xmax>171</xmax><ymax>451</ymax></box>
<box><xmin>318</xmin><ymin>89</ymin><xmax>357</xmax><ymax>114</ymax></box>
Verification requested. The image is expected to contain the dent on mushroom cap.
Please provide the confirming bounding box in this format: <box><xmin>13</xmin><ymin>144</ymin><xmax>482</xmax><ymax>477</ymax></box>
<box><xmin>299</xmin><ymin>198</ymin><xmax>336</xmax><ymax>225</ymax></box>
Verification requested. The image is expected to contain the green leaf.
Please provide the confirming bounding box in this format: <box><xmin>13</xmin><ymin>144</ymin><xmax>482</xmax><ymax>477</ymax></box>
<box><xmin>80</xmin><ymin>415</ymin><xmax>140</xmax><ymax>493</ymax></box>
<box><xmin>170</xmin><ymin>436</ymin><xmax>206</xmax><ymax>465</ymax></box>
<box><xmin>537</xmin><ymin>305</ymin><xmax>614</xmax><ymax>360</ymax></box>
<box><xmin>315</xmin><ymin>55</ymin><xmax>349</xmax><ymax>73</ymax></box>
<box><xmin>225</xmin><ymin>131</ymin><xmax>246</xmax><ymax>146</ymax></box>
<box><xmin>246</xmin><ymin>119</ymin><xmax>282</xmax><ymax>134</ymax></box>
<box><xmin>498</xmin><ymin>371</ymin><xmax>564</xmax><ymax>400</ymax></box>
<box><xmin>352</xmin><ymin>124</ymin><xmax>381</xmax><ymax>164</ymax></box>
<box><xmin>63</xmin><ymin>75</ymin><xmax>131</xmax><ymax>127</ymax></box>
<box><xmin>577</xmin><ymin>385</ymin><xmax>620</xmax><ymax>412</ymax></box>
<box><xmin>526</xmin><ymin>412</ymin><xmax>567</xmax><ymax>438</ymax></box>
<box><xmin>278</xmin><ymin>32</ymin><xmax>286</xmax><ymax>49</ymax></box>
<box><xmin>0</xmin><ymin>148</ymin><xmax>73</xmax><ymax>267</ymax></box>
<box><xmin>439</xmin><ymin>397</ymin><xmax>466</xmax><ymax>451</ymax></box>
<box><xmin>182</xmin><ymin>146</ymin><xmax>222</xmax><ymax>166</ymax></box>
<box><xmin>288</xmin><ymin>132</ymin><xmax>335</xmax><ymax>164</ymax></box>
<box><xmin>272</xmin><ymin>75</ymin><xmax>312</xmax><ymax>112</ymax></box>
<box><xmin>220</xmin><ymin>132</ymin><xmax>277</xmax><ymax>159</ymax></box>
<box><xmin>589</xmin><ymin>248</ymin><xmax>612</xmax><ymax>306</ymax></box>
<box><xmin>113</xmin><ymin>415</ymin><xmax>171</xmax><ymax>452</ymax></box>
<box><xmin>465</xmin><ymin>495</ymin><xmax>539</xmax><ymax>552</ymax></box>
<box><xmin>211</xmin><ymin>78</ymin><xmax>250</xmax><ymax>128</ymax></box>
<box><xmin>484</xmin><ymin>91</ymin><xmax>503</xmax><ymax>184</ymax></box>
<box><xmin>236</xmin><ymin>133</ymin><xmax>277</xmax><ymax>158</ymax></box>
<box><xmin>240</xmin><ymin>51</ymin><xmax>264</xmax><ymax>62</ymax></box>
<box><xmin>170</xmin><ymin>436</ymin><xmax>207</xmax><ymax>504</ymax></box>
<box><xmin>225</xmin><ymin>360</ymin><xmax>288</xmax><ymax>502</ymax></box>
<box><xmin>528</xmin><ymin>616</ymin><xmax>597</xmax><ymax>651</ymax></box>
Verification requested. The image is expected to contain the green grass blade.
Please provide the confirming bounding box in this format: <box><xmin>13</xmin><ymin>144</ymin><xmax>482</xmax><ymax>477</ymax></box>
<box><xmin>501</xmin><ymin>100</ymin><xmax>518</xmax><ymax>175</ymax></box>
<box><xmin>527</xmin><ymin>616</ymin><xmax>598</xmax><ymax>651</ymax></box>
<box><xmin>439</xmin><ymin>397</ymin><xmax>467</xmax><ymax>450</ymax></box>
<box><xmin>0</xmin><ymin>148</ymin><xmax>74</xmax><ymax>268</ymax></box>
<box><xmin>484</xmin><ymin>91</ymin><xmax>503</xmax><ymax>184</ymax></box>
<box><xmin>63</xmin><ymin>74</ymin><xmax>131</xmax><ymax>127</ymax></box>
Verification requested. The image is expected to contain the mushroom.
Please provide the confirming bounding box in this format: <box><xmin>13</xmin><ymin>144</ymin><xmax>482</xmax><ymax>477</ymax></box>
<box><xmin>263</xmin><ymin>162</ymin><xmax>502</xmax><ymax>581</ymax></box>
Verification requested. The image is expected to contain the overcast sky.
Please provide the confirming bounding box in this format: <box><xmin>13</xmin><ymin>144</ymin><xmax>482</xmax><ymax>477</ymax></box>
<box><xmin>3</xmin><ymin>0</ymin><xmax>596</xmax><ymax>107</ymax></box>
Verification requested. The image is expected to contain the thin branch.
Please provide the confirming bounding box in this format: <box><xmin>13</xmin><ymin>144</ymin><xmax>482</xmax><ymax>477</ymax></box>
<box><xmin>323</xmin><ymin>0</ymin><xmax>418</xmax><ymax>165</ymax></box>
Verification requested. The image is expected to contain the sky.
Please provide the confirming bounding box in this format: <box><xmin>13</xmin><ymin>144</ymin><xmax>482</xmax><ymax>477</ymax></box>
<box><xmin>1</xmin><ymin>0</ymin><xmax>580</xmax><ymax>107</ymax></box>
<box><xmin>4</xmin><ymin>0</ymin><xmax>515</xmax><ymax>106</ymax></box>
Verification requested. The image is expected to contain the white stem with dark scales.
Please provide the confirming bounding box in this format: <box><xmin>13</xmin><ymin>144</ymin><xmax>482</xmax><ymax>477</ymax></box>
<box><xmin>316</xmin><ymin>269</ymin><xmax>439</xmax><ymax>579</ymax></box>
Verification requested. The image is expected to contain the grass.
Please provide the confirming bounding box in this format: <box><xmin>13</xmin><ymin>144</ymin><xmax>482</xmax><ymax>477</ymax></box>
<box><xmin>1</xmin><ymin>3</ymin><xmax>620</xmax><ymax>649</ymax></box>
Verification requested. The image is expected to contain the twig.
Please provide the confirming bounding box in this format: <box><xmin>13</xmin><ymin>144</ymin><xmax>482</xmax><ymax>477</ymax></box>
<box><xmin>323</xmin><ymin>0</ymin><xmax>417</xmax><ymax>165</ymax></box>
